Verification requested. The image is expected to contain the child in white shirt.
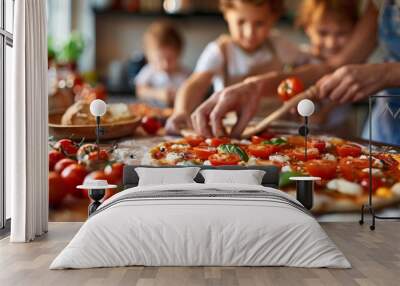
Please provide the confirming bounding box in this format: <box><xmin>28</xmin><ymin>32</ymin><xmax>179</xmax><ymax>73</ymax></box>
<box><xmin>166</xmin><ymin>0</ymin><xmax>309</xmax><ymax>134</ymax></box>
<box><xmin>135</xmin><ymin>21</ymin><xmax>190</xmax><ymax>107</ymax></box>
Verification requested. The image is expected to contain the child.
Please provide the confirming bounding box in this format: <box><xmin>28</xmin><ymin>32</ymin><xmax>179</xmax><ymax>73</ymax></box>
<box><xmin>135</xmin><ymin>21</ymin><xmax>190</xmax><ymax>107</ymax></box>
<box><xmin>166</xmin><ymin>0</ymin><xmax>309</xmax><ymax>134</ymax></box>
<box><xmin>296</xmin><ymin>0</ymin><xmax>360</xmax><ymax>128</ymax></box>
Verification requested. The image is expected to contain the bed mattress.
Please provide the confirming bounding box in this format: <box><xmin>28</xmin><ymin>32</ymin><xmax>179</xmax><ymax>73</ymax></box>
<box><xmin>50</xmin><ymin>183</ymin><xmax>351</xmax><ymax>269</ymax></box>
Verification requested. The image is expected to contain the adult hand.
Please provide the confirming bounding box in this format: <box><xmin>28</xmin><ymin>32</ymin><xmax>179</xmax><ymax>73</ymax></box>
<box><xmin>165</xmin><ymin>112</ymin><xmax>191</xmax><ymax>135</ymax></box>
<box><xmin>317</xmin><ymin>64</ymin><xmax>389</xmax><ymax>104</ymax></box>
<box><xmin>191</xmin><ymin>80</ymin><xmax>262</xmax><ymax>138</ymax></box>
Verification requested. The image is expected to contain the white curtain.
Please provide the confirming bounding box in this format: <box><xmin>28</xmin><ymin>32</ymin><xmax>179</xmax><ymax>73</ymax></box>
<box><xmin>8</xmin><ymin>0</ymin><xmax>48</xmax><ymax>242</ymax></box>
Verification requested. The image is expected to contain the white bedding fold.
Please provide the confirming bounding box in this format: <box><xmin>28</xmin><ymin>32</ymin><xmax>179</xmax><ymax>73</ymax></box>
<box><xmin>50</xmin><ymin>183</ymin><xmax>351</xmax><ymax>269</ymax></box>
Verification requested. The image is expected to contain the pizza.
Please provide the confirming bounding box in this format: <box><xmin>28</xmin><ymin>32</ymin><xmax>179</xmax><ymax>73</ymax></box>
<box><xmin>146</xmin><ymin>133</ymin><xmax>400</xmax><ymax>213</ymax></box>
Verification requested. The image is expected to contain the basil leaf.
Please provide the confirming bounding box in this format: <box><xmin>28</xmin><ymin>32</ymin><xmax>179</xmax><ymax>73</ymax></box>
<box><xmin>263</xmin><ymin>138</ymin><xmax>287</xmax><ymax>146</ymax></box>
<box><xmin>218</xmin><ymin>144</ymin><xmax>249</xmax><ymax>162</ymax></box>
<box><xmin>279</xmin><ymin>171</ymin><xmax>303</xmax><ymax>188</ymax></box>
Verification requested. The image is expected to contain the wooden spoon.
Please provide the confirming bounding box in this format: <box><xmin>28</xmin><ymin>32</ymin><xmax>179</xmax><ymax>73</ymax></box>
<box><xmin>241</xmin><ymin>85</ymin><xmax>318</xmax><ymax>138</ymax></box>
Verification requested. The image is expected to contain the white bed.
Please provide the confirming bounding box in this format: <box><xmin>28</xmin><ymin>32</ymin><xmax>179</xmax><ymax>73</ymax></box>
<box><xmin>50</xmin><ymin>183</ymin><xmax>350</xmax><ymax>269</ymax></box>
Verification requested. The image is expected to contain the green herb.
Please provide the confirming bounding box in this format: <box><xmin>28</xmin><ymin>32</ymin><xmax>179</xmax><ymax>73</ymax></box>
<box><xmin>263</xmin><ymin>138</ymin><xmax>287</xmax><ymax>146</ymax></box>
<box><xmin>279</xmin><ymin>171</ymin><xmax>303</xmax><ymax>188</ymax></box>
<box><xmin>218</xmin><ymin>144</ymin><xmax>249</xmax><ymax>162</ymax></box>
<box><xmin>57</xmin><ymin>32</ymin><xmax>85</xmax><ymax>64</ymax></box>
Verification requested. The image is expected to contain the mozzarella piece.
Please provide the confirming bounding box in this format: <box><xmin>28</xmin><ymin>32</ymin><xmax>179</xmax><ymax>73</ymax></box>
<box><xmin>327</xmin><ymin>179</ymin><xmax>363</xmax><ymax>196</ymax></box>
<box><xmin>170</xmin><ymin>144</ymin><xmax>190</xmax><ymax>151</ymax></box>
<box><xmin>391</xmin><ymin>182</ymin><xmax>400</xmax><ymax>196</ymax></box>
<box><xmin>203</xmin><ymin>160</ymin><xmax>212</xmax><ymax>166</ymax></box>
<box><xmin>281</xmin><ymin>165</ymin><xmax>292</xmax><ymax>172</ymax></box>
<box><xmin>165</xmin><ymin>152</ymin><xmax>183</xmax><ymax>162</ymax></box>
<box><xmin>205</xmin><ymin>138</ymin><xmax>212</xmax><ymax>145</ymax></box>
<box><xmin>362</xmin><ymin>168</ymin><xmax>383</xmax><ymax>176</ymax></box>
<box><xmin>239</xmin><ymin>139</ymin><xmax>251</xmax><ymax>145</ymax></box>
<box><xmin>247</xmin><ymin>156</ymin><xmax>257</xmax><ymax>165</ymax></box>
<box><xmin>322</xmin><ymin>153</ymin><xmax>336</xmax><ymax>161</ymax></box>
<box><xmin>269</xmin><ymin>154</ymin><xmax>289</xmax><ymax>163</ymax></box>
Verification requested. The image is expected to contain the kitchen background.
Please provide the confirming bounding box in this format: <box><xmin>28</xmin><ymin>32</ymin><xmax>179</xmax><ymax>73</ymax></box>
<box><xmin>47</xmin><ymin>0</ymin><xmax>395</xmax><ymax>222</ymax></box>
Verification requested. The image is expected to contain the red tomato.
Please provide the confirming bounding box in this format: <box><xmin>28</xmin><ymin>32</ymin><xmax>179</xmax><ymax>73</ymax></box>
<box><xmin>184</xmin><ymin>135</ymin><xmax>204</xmax><ymax>147</ymax></box>
<box><xmin>48</xmin><ymin>171</ymin><xmax>68</xmax><ymax>208</ymax></box>
<box><xmin>361</xmin><ymin>177</ymin><xmax>384</xmax><ymax>193</ymax></box>
<box><xmin>54</xmin><ymin>139</ymin><xmax>79</xmax><ymax>157</ymax></box>
<box><xmin>209</xmin><ymin>153</ymin><xmax>241</xmax><ymax>166</ymax></box>
<box><xmin>309</xmin><ymin>140</ymin><xmax>326</xmax><ymax>153</ymax></box>
<box><xmin>209</xmin><ymin>137</ymin><xmax>230</xmax><ymax>147</ymax></box>
<box><xmin>88</xmin><ymin>149</ymin><xmax>109</xmax><ymax>161</ymax></box>
<box><xmin>141</xmin><ymin>116</ymin><xmax>162</xmax><ymax>135</ymax></box>
<box><xmin>61</xmin><ymin>164</ymin><xmax>88</xmax><ymax>198</ymax></box>
<box><xmin>49</xmin><ymin>150</ymin><xmax>65</xmax><ymax>171</ymax></box>
<box><xmin>77</xmin><ymin>144</ymin><xmax>98</xmax><ymax>161</ymax></box>
<box><xmin>291</xmin><ymin>147</ymin><xmax>320</xmax><ymax>161</ymax></box>
<box><xmin>337</xmin><ymin>144</ymin><xmax>362</xmax><ymax>157</ymax></box>
<box><xmin>339</xmin><ymin>157</ymin><xmax>369</xmax><ymax>181</ymax></box>
<box><xmin>85</xmin><ymin>170</ymin><xmax>117</xmax><ymax>200</ymax></box>
<box><xmin>277</xmin><ymin>77</ymin><xmax>304</xmax><ymax>101</ymax></box>
<box><xmin>54</xmin><ymin>158</ymin><xmax>77</xmax><ymax>173</ymax></box>
<box><xmin>104</xmin><ymin>162</ymin><xmax>124</xmax><ymax>185</ymax></box>
<box><xmin>248</xmin><ymin>144</ymin><xmax>278</xmax><ymax>159</ymax></box>
<box><xmin>287</xmin><ymin>135</ymin><xmax>307</xmax><ymax>147</ymax></box>
<box><xmin>305</xmin><ymin>160</ymin><xmax>337</xmax><ymax>180</ymax></box>
<box><xmin>193</xmin><ymin>146</ymin><xmax>217</xmax><ymax>160</ymax></box>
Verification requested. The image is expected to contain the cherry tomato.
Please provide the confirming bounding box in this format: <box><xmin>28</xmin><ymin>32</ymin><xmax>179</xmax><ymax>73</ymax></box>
<box><xmin>104</xmin><ymin>162</ymin><xmax>124</xmax><ymax>185</ymax></box>
<box><xmin>339</xmin><ymin>157</ymin><xmax>369</xmax><ymax>181</ymax></box>
<box><xmin>291</xmin><ymin>147</ymin><xmax>320</xmax><ymax>161</ymax></box>
<box><xmin>184</xmin><ymin>135</ymin><xmax>204</xmax><ymax>147</ymax></box>
<box><xmin>305</xmin><ymin>160</ymin><xmax>337</xmax><ymax>180</ymax></box>
<box><xmin>193</xmin><ymin>146</ymin><xmax>217</xmax><ymax>160</ymax></box>
<box><xmin>77</xmin><ymin>144</ymin><xmax>98</xmax><ymax>161</ymax></box>
<box><xmin>361</xmin><ymin>177</ymin><xmax>384</xmax><ymax>193</ymax></box>
<box><xmin>48</xmin><ymin>171</ymin><xmax>68</xmax><ymax>208</ymax></box>
<box><xmin>209</xmin><ymin>153</ymin><xmax>241</xmax><ymax>166</ymax></box>
<box><xmin>54</xmin><ymin>139</ymin><xmax>79</xmax><ymax>157</ymax></box>
<box><xmin>141</xmin><ymin>116</ymin><xmax>162</xmax><ymax>135</ymax></box>
<box><xmin>209</xmin><ymin>137</ymin><xmax>230</xmax><ymax>147</ymax></box>
<box><xmin>248</xmin><ymin>144</ymin><xmax>278</xmax><ymax>159</ymax></box>
<box><xmin>309</xmin><ymin>140</ymin><xmax>326</xmax><ymax>153</ymax></box>
<box><xmin>61</xmin><ymin>164</ymin><xmax>88</xmax><ymax>198</ymax></box>
<box><xmin>54</xmin><ymin>158</ymin><xmax>77</xmax><ymax>174</ymax></box>
<box><xmin>49</xmin><ymin>150</ymin><xmax>65</xmax><ymax>171</ymax></box>
<box><xmin>88</xmin><ymin>149</ymin><xmax>109</xmax><ymax>161</ymax></box>
<box><xmin>277</xmin><ymin>77</ymin><xmax>304</xmax><ymax>101</ymax></box>
<box><xmin>337</xmin><ymin>144</ymin><xmax>362</xmax><ymax>157</ymax></box>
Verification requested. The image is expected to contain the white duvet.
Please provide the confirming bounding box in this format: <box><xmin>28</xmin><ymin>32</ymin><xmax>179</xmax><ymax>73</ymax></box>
<box><xmin>50</xmin><ymin>183</ymin><xmax>351</xmax><ymax>269</ymax></box>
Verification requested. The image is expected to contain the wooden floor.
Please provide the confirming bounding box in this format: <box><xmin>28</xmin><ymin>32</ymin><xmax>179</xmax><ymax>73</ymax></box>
<box><xmin>0</xmin><ymin>222</ymin><xmax>399</xmax><ymax>286</ymax></box>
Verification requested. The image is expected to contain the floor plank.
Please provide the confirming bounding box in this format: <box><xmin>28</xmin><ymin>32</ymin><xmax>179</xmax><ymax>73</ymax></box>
<box><xmin>0</xmin><ymin>222</ymin><xmax>399</xmax><ymax>286</ymax></box>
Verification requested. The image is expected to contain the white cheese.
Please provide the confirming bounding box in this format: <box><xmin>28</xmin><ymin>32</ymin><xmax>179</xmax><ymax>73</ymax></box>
<box><xmin>269</xmin><ymin>154</ymin><xmax>289</xmax><ymax>163</ymax></box>
<box><xmin>170</xmin><ymin>144</ymin><xmax>190</xmax><ymax>150</ymax></box>
<box><xmin>362</xmin><ymin>168</ymin><xmax>383</xmax><ymax>176</ymax></box>
<box><xmin>239</xmin><ymin>139</ymin><xmax>251</xmax><ymax>145</ymax></box>
<box><xmin>327</xmin><ymin>179</ymin><xmax>363</xmax><ymax>196</ymax></box>
<box><xmin>281</xmin><ymin>165</ymin><xmax>292</xmax><ymax>172</ymax></box>
<box><xmin>359</xmin><ymin>155</ymin><xmax>368</xmax><ymax>160</ymax></box>
<box><xmin>165</xmin><ymin>152</ymin><xmax>183</xmax><ymax>162</ymax></box>
<box><xmin>205</xmin><ymin>138</ymin><xmax>212</xmax><ymax>145</ymax></box>
<box><xmin>391</xmin><ymin>182</ymin><xmax>400</xmax><ymax>195</ymax></box>
<box><xmin>247</xmin><ymin>156</ymin><xmax>257</xmax><ymax>165</ymax></box>
<box><xmin>323</xmin><ymin>153</ymin><xmax>336</xmax><ymax>161</ymax></box>
<box><xmin>203</xmin><ymin>160</ymin><xmax>212</xmax><ymax>166</ymax></box>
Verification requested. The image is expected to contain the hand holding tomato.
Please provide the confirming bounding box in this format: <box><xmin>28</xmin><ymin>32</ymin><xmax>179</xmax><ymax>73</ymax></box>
<box><xmin>141</xmin><ymin>116</ymin><xmax>162</xmax><ymax>135</ymax></box>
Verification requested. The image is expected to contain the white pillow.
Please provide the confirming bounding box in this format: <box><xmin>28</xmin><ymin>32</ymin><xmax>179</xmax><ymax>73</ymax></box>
<box><xmin>200</xmin><ymin>169</ymin><xmax>266</xmax><ymax>185</ymax></box>
<box><xmin>135</xmin><ymin>167</ymin><xmax>200</xmax><ymax>186</ymax></box>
